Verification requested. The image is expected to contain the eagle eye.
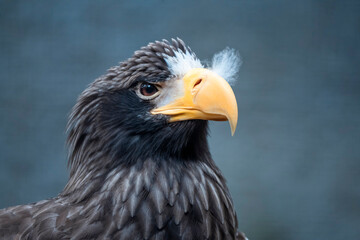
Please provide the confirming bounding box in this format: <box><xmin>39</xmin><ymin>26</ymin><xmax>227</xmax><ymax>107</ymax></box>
<box><xmin>136</xmin><ymin>82</ymin><xmax>161</xmax><ymax>100</ymax></box>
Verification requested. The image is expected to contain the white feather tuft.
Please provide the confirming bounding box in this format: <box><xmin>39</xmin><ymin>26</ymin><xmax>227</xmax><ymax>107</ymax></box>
<box><xmin>164</xmin><ymin>50</ymin><xmax>203</xmax><ymax>77</ymax></box>
<box><xmin>211</xmin><ymin>47</ymin><xmax>242</xmax><ymax>85</ymax></box>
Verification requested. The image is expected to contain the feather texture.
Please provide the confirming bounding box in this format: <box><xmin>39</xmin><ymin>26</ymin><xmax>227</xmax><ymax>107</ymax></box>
<box><xmin>211</xmin><ymin>47</ymin><xmax>241</xmax><ymax>85</ymax></box>
<box><xmin>0</xmin><ymin>159</ymin><xmax>242</xmax><ymax>239</ymax></box>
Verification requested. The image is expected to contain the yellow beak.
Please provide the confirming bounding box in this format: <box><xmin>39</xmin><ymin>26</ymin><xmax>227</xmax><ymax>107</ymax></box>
<box><xmin>151</xmin><ymin>68</ymin><xmax>238</xmax><ymax>135</ymax></box>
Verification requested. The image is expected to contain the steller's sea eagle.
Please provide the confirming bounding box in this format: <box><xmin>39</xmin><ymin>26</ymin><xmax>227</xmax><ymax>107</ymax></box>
<box><xmin>0</xmin><ymin>38</ymin><xmax>247</xmax><ymax>240</ymax></box>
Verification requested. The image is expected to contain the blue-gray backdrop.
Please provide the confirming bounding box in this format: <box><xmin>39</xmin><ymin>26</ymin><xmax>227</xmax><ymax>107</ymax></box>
<box><xmin>0</xmin><ymin>1</ymin><xmax>359</xmax><ymax>239</ymax></box>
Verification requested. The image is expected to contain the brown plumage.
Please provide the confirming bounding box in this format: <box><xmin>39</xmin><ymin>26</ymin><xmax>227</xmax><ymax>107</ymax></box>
<box><xmin>0</xmin><ymin>38</ymin><xmax>247</xmax><ymax>240</ymax></box>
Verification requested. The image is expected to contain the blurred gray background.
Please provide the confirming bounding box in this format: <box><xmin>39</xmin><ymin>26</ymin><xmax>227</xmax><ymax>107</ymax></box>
<box><xmin>1</xmin><ymin>0</ymin><xmax>359</xmax><ymax>239</ymax></box>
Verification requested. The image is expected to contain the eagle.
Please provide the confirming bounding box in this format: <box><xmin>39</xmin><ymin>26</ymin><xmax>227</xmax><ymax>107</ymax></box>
<box><xmin>0</xmin><ymin>38</ymin><xmax>247</xmax><ymax>240</ymax></box>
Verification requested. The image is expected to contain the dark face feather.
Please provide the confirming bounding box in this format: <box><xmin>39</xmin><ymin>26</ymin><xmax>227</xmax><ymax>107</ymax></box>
<box><xmin>97</xmin><ymin>88</ymin><xmax>210</xmax><ymax>163</ymax></box>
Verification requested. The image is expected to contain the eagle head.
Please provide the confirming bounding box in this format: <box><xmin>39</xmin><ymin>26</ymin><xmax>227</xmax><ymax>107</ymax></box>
<box><xmin>66</xmin><ymin>38</ymin><xmax>239</xmax><ymax>176</ymax></box>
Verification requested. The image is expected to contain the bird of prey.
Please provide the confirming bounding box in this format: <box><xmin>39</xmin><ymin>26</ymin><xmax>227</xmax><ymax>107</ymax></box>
<box><xmin>0</xmin><ymin>38</ymin><xmax>247</xmax><ymax>240</ymax></box>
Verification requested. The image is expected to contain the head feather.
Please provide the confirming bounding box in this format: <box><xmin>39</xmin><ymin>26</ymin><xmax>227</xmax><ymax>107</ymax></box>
<box><xmin>164</xmin><ymin>49</ymin><xmax>203</xmax><ymax>77</ymax></box>
<box><xmin>211</xmin><ymin>47</ymin><xmax>242</xmax><ymax>85</ymax></box>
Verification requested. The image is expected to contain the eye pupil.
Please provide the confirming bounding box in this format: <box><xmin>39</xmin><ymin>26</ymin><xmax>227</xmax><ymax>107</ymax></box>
<box><xmin>140</xmin><ymin>83</ymin><xmax>158</xmax><ymax>96</ymax></box>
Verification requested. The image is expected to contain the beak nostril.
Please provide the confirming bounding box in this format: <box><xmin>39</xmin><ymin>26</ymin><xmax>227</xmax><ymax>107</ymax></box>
<box><xmin>193</xmin><ymin>79</ymin><xmax>202</xmax><ymax>89</ymax></box>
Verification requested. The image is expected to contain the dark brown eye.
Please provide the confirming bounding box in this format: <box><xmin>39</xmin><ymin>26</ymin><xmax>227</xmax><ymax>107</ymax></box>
<box><xmin>140</xmin><ymin>83</ymin><xmax>158</xmax><ymax>97</ymax></box>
